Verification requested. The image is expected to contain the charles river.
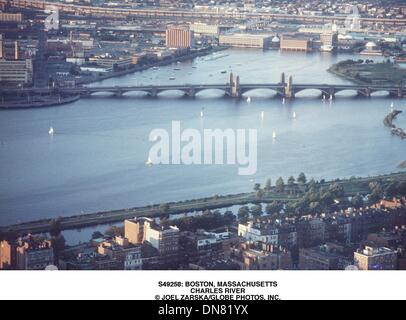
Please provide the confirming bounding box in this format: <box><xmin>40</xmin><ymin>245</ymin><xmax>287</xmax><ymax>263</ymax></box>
<box><xmin>0</xmin><ymin>49</ymin><xmax>405</xmax><ymax>242</ymax></box>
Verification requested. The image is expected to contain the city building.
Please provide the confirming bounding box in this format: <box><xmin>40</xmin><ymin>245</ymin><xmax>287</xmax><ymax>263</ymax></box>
<box><xmin>0</xmin><ymin>240</ymin><xmax>17</xmax><ymax>270</ymax></box>
<box><xmin>320</xmin><ymin>32</ymin><xmax>338</xmax><ymax>52</ymax></box>
<box><xmin>125</xmin><ymin>217</ymin><xmax>180</xmax><ymax>266</ymax></box>
<box><xmin>0</xmin><ymin>58</ymin><xmax>33</xmax><ymax>85</ymax></box>
<box><xmin>0</xmin><ymin>13</ymin><xmax>22</xmax><ymax>23</ymax></box>
<box><xmin>299</xmin><ymin>243</ymin><xmax>352</xmax><ymax>270</ymax></box>
<box><xmin>231</xmin><ymin>242</ymin><xmax>293</xmax><ymax>270</ymax></box>
<box><xmin>354</xmin><ymin>246</ymin><xmax>398</xmax><ymax>270</ymax></box>
<box><xmin>144</xmin><ymin>220</ymin><xmax>179</xmax><ymax>258</ymax></box>
<box><xmin>280</xmin><ymin>34</ymin><xmax>313</xmax><ymax>52</ymax></box>
<box><xmin>166</xmin><ymin>25</ymin><xmax>194</xmax><ymax>49</ymax></box>
<box><xmin>238</xmin><ymin>222</ymin><xmax>279</xmax><ymax>246</ymax></box>
<box><xmin>97</xmin><ymin>236</ymin><xmax>142</xmax><ymax>269</ymax></box>
<box><xmin>219</xmin><ymin>34</ymin><xmax>272</xmax><ymax>49</ymax></box>
<box><xmin>15</xmin><ymin>236</ymin><xmax>54</xmax><ymax>270</ymax></box>
<box><xmin>296</xmin><ymin>217</ymin><xmax>326</xmax><ymax>248</ymax></box>
<box><xmin>190</xmin><ymin>23</ymin><xmax>220</xmax><ymax>36</ymax></box>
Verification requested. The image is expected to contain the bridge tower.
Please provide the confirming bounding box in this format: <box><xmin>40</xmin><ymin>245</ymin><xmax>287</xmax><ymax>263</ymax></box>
<box><xmin>280</xmin><ymin>72</ymin><xmax>286</xmax><ymax>85</ymax></box>
<box><xmin>284</xmin><ymin>76</ymin><xmax>294</xmax><ymax>99</ymax></box>
<box><xmin>230</xmin><ymin>73</ymin><xmax>241</xmax><ymax>98</ymax></box>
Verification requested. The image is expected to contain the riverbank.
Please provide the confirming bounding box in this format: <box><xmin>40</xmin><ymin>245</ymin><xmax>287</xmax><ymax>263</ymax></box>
<box><xmin>383</xmin><ymin>109</ymin><xmax>406</xmax><ymax>168</ymax></box>
<box><xmin>77</xmin><ymin>46</ymin><xmax>228</xmax><ymax>86</ymax></box>
<box><xmin>0</xmin><ymin>47</ymin><xmax>227</xmax><ymax>109</ymax></box>
<box><xmin>0</xmin><ymin>95</ymin><xmax>80</xmax><ymax>110</ymax></box>
<box><xmin>2</xmin><ymin>171</ymin><xmax>406</xmax><ymax>236</ymax></box>
<box><xmin>328</xmin><ymin>59</ymin><xmax>406</xmax><ymax>85</ymax></box>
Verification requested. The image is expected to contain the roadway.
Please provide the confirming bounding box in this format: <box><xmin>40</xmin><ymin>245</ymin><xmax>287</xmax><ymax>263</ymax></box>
<box><xmin>5</xmin><ymin>0</ymin><xmax>406</xmax><ymax>26</ymax></box>
<box><xmin>2</xmin><ymin>171</ymin><xmax>406</xmax><ymax>236</ymax></box>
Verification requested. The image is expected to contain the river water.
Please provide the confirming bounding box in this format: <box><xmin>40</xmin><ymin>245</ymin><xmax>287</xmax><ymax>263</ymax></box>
<box><xmin>0</xmin><ymin>49</ymin><xmax>405</xmax><ymax>228</ymax></box>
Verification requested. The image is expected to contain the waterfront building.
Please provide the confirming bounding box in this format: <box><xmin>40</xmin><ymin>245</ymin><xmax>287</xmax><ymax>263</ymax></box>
<box><xmin>354</xmin><ymin>246</ymin><xmax>398</xmax><ymax>270</ymax></box>
<box><xmin>190</xmin><ymin>23</ymin><xmax>220</xmax><ymax>36</ymax></box>
<box><xmin>320</xmin><ymin>32</ymin><xmax>338</xmax><ymax>51</ymax></box>
<box><xmin>219</xmin><ymin>34</ymin><xmax>272</xmax><ymax>49</ymax></box>
<box><xmin>360</xmin><ymin>42</ymin><xmax>383</xmax><ymax>56</ymax></box>
<box><xmin>0</xmin><ymin>58</ymin><xmax>33</xmax><ymax>85</ymax></box>
<box><xmin>280</xmin><ymin>34</ymin><xmax>313</xmax><ymax>52</ymax></box>
<box><xmin>166</xmin><ymin>25</ymin><xmax>194</xmax><ymax>49</ymax></box>
<box><xmin>88</xmin><ymin>56</ymin><xmax>133</xmax><ymax>70</ymax></box>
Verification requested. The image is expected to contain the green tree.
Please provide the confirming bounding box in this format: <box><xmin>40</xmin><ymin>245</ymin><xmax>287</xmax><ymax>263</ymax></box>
<box><xmin>275</xmin><ymin>177</ymin><xmax>285</xmax><ymax>193</ymax></box>
<box><xmin>265</xmin><ymin>179</ymin><xmax>272</xmax><ymax>192</ymax></box>
<box><xmin>250</xmin><ymin>205</ymin><xmax>263</xmax><ymax>218</ymax></box>
<box><xmin>288</xmin><ymin>176</ymin><xmax>296</xmax><ymax>187</ymax></box>
<box><xmin>50</xmin><ymin>218</ymin><xmax>62</xmax><ymax>238</ymax></box>
<box><xmin>238</xmin><ymin>206</ymin><xmax>250</xmax><ymax>223</ymax></box>
<box><xmin>254</xmin><ymin>183</ymin><xmax>261</xmax><ymax>192</ymax></box>
<box><xmin>105</xmin><ymin>226</ymin><xmax>124</xmax><ymax>238</ymax></box>
<box><xmin>159</xmin><ymin>203</ymin><xmax>170</xmax><ymax>214</ymax></box>
<box><xmin>297</xmin><ymin>173</ymin><xmax>307</xmax><ymax>185</ymax></box>
<box><xmin>351</xmin><ymin>194</ymin><xmax>364</xmax><ymax>208</ymax></box>
<box><xmin>256</xmin><ymin>189</ymin><xmax>265</xmax><ymax>199</ymax></box>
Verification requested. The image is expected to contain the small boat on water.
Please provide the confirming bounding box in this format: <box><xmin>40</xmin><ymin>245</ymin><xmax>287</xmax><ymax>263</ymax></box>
<box><xmin>273</xmin><ymin>130</ymin><xmax>277</xmax><ymax>140</ymax></box>
<box><xmin>146</xmin><ymin>157</ymin><xmax>153</xmax><ymax>166</ymax></box>
<box><xmin>48</xmin><ymin>127</ymin><xmax>54</xmax><ymax>135</ymax></box>
<box><xmin>169</xmin><ymin>77</ymin><xmax>176</xmax><ymax>80</ymax></box>
<box><xmin>201</xmin><ymin>109</ymin><xmax>205</xmax><ymax>118</ymax></box>
<box><xmin>221</xmin><ymin>70</ymin><xmax>227</xmax><ymax>74</ymax></box>
<box><xmin>261</xmin><ymin>111</ymin><xmax>265</xmax><ymax>120</ymax></box>
<box><xmin>282</xmin><ymin>98</ymin><xmax>286</xmax><ymax>105</ymax></box>
<box><xmin>293</xmin><ymin>112</ymin><xmax>297</xmax><ymax>119</ymax></box>
<box><xmin>247</xmin><ymin>96</ymin><xmax>252</xmax><ymax>104</ymax></box>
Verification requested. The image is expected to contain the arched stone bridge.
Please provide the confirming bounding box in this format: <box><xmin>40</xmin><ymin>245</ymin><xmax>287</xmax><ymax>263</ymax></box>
<box><xmin>1</xmin><ymin>74</ymin><xmax>405</xmax><ymax>101</ymax></box>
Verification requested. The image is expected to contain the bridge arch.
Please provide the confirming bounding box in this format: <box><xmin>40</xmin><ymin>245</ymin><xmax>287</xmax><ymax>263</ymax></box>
<box><xmin>294</xmin><ymin>88</ymin><xmax>326</xmax><ymax>97</ymax></box>
<box><xmin>334</xmin><ymin>89</ymin><xmax>359</xmax><ymax>97</ymax></box>
<box><xmin>370</xmin><ymin>89</ymin><xmax>392</xmax><ymax>97</ymax></box>
<box><xmin>194</xmin><ymin>88</ymin><xmax>228</xmax><ymax>97</ymax></box>
<box><xmin>240</xmin><ymin>88</ymin><xmax>282</xmax><ymax>97</ymax></box>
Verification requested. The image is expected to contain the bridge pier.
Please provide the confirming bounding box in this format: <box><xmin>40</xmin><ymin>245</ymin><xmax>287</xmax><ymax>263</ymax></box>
<box><xmin>357</xmin><ymin>88</ymin><xmax>371</xmax><ymax>98</ymax></box>
<box><xmin>148</xmin><ymin>88</ymin><xmax>158</xmax><ymax>98</ymax></box>
<box><xmin>230</xmin><ymin>73</ymin><xmax>241</xmax><ymax>98</ymax></box>
<box><xmin>284</xmin><ymin>76</ymin><xmax>294</xmax><ymax>99</ymax></box>
<box><xmin>186</xmin><ymin>87</ymin><xmax>196</xmax><ymax>98</ymax></box>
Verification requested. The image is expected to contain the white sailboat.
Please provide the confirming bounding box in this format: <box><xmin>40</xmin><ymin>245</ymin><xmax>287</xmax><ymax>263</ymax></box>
<box><xmin>261</xmin><ymin>111</ymin><xmax>265</xmax><ymax>120</ymax></box>
<box><xmin>247</xmin><ymin>96</ymin><xmax>252</xmax><ymax>104</ymax></box>
<box><xmin>146</xmin><ymin>156</ymin><xmax>153</xmax><ymax>166</ymax></box>
<box><xmin>200</xmin><ymin>110</ymin><xmax>204</xmax><ymax>118</ymax></box>
<box><xmin>48</xmin><ymin>127</ymin><xmax>54</xmax><ymax>136</ymax></box>
<box><xmin>272</xmin><ymin>130</ymin><xmax>277</xmax><ymax>140</ymax></box>
<box><xmin>390</xmin><ymin>102</ymin><xmax>395</xmax><ymax>112</ymax></box>
<box><xmin>282</xmin><ymin>98</ymin><xmax>286</xmax><ymax>105</ymax></box>
<box><xmin>293</xmin><ymin>112</ymin><xmax>297</xmax><ymax>119</ymax></box>
<box><xmin>329</xmin><ymin>94</ymin><xmax>333</xmax><ymax>101</ymax></box>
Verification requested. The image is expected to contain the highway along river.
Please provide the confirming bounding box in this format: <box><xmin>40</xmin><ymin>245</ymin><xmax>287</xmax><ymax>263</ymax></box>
<box><xmin>0</xmin><ymin>49</ymin><xmax>405</xmax><ymax>231</ymax></box>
